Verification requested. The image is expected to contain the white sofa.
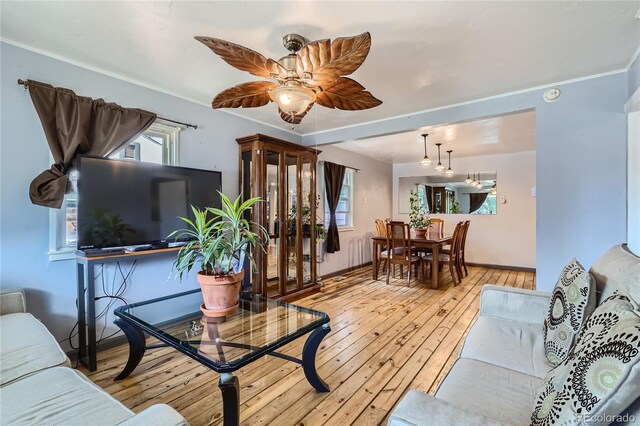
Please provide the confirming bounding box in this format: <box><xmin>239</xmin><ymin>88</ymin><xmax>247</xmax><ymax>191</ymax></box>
<box><xmin>388</xmin><ymin>244</ymin><xmax>640</xmax><ymax>425</ymax></box>
<box><xmin>0</xmin><ymin>288</ymin><xmax>188</xmax><ymax>426</ymax></box>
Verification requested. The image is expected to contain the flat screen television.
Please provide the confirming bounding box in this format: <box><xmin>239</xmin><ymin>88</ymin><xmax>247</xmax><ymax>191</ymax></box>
<box><xmin>77</xmin><ymin>155</ymin><xmax>222</xmax><ymax>250</ymax></box>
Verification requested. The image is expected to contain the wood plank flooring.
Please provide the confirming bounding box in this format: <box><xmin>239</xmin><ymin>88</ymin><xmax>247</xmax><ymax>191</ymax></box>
<box><xmin>79</xmin><ymin>265</ymin><xmax>535</xmax><ymax>426</ymax></box>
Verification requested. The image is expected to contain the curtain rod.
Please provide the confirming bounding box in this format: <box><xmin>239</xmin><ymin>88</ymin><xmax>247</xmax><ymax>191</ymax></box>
<box><xmin>17</xmin><ymin>79</ymin><xmax>198</xmax><ymax>130</ymax></box>
<box><xmin>318</xmin><ymin>160</ymin><xmax>360</xmax><ymax>172</ymax></box>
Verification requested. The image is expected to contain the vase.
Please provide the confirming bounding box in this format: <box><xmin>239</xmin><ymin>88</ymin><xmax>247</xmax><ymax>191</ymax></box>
<box><xmin>415</xmin><ymin>228</ymin><xmax>427</xmax><ymax>238</ymax></box>
<box><xmin>197</xmin><ymin>270</ymin><xmax>244</xmax><ymax>317</ymax></box>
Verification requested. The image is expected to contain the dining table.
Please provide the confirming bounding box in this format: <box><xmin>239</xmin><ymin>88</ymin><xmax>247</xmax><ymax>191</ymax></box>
<box><xmin>371</xmin><ymin>229</ymin><xmax>453</xmax><ymax>289</ymax></box>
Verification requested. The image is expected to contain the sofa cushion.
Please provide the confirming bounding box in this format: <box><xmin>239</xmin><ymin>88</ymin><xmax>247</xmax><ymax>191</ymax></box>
<box><xmin>590</xmin><ymin>244</ymin><xmax>640</xmax><ymax>304</ymax></box>
<box><xmin>543</xmin><ymin>259</ymin><xmax>596</xmax><ymax>366</ymax></box>
<box><xmin>0</xmin><ymin>313</ymin><xmax>70</xmax><ymax>386</ymax></box>
<box><xmin>435</xmin><ymin>358</ymin><xmax>542</xmax><ymax>425</ymax></box>
<box><xmin>531</xmin><ymin>293</ymin><xmax>640</xmax><ymax>426</ymax></box>
<box><xmin>460</xmin><ymin>316</ymin><xmax>551</xmax><ymax>378</ymax></box>
<box><xmin>0</xmin><ymin>366</ymin><xmax>133</xmax><ymax>425</ymax></box>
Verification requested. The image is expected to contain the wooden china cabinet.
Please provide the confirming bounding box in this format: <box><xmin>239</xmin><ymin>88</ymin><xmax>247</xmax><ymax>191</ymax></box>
<box><xmin>237</xmin><ymin>134</ymin><xmax>320</xmax><ymax>300</ymax></box>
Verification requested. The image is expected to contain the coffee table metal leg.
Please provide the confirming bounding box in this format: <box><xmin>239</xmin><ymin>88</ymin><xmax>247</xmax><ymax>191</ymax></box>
<box><xmin>302</xmin><ymin>324</ymin><xmax>331</xmax><ymax>392</ymax></box>
<box><xmin>114</xmin><ymin>319</ymin><xmax>146</xmax><ymax>380</ymax></box>
<box><xmin>219</xmin><ymin>373</ymin><xmax>240</xmax><ymax>426</ymax></box>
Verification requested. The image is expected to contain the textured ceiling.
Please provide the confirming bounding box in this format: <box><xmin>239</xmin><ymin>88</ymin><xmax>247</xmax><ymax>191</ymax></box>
<box><xmin>333</xmin><ymin>110</ymin><xmax>536</xmax><ymax>164</ymax></box>
<box><xmin>1</xmin><ymin>1</ymin><xmax>638</xmax><ymax>135</ymax></box>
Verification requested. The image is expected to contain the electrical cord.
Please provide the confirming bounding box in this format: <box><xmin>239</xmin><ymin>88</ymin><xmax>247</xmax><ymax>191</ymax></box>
<box><xmin>62</xmin><ymin>260</ymin><xmax>137</xmax><ymax>363</ymax></box>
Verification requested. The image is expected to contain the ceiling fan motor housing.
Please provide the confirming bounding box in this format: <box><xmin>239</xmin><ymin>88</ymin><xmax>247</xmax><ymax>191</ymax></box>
<box><xmin>283</xmin><ymin>33</ymin><xmax>305</xmax><ymax>53</ymax></box>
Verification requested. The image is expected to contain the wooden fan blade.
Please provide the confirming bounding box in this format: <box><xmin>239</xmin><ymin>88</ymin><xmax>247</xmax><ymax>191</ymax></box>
<box><xmin>195</xmin><ymin>36</ymin><xmax>286</xmax><ymax>79</ymax></box>
<box><xmin>315</xmin><ymin>77</ymin><xmax>382</xmax><ymax>110</ymax></box>
<box><xmin>279</xmin><ymin>103</ymin><xmax>313</xmax><ymax>124</ymax></box>
<box><xmin>212</xmin><ymin>81</ymin><xmax>277</xmax><ymax>109</ymax></box>
<box><xmin>296</xmin><ymin>32</ymin><xmax>371</xmax><ymax>85</ymax></box>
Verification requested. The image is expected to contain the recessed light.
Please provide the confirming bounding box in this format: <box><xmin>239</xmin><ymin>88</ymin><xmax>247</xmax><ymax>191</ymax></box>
<box><xmin>543</xmin><ymin>87</ymin><xmax>561</xmax><ymax>103</ymax></box>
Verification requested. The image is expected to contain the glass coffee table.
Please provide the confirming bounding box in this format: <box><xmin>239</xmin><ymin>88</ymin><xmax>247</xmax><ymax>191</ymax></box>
<box><xmin>113</xmin><ymin>289</ymin><xmax>331</xmax><ymax>426</ymax></box>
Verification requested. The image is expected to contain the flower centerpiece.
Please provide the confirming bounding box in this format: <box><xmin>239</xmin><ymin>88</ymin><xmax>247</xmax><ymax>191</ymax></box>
<box><xmin>409</xmin><ymin>189</ymin><xmax>431</xmax><ymax>237</ymax></box>
<box><xmin>169</xmin><ymin>192</ymin><xmax>267</xmax><ymax>317</ymax></box>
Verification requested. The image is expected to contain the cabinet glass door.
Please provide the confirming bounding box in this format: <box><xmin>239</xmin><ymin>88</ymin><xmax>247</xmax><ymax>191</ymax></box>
<box><xmin>265</xmin><ymin>150</ymin><xmax>281</xmax><ymax>298</ymax></box>
<box><xmin>285</xmin><ymin>155</ymin><xmax>299</xmax><ymax>294</ymax></box>
<box><xmin>301</xmin><ymin>159</ymin><xmax>313</xmax><ymax>287</ymax></box>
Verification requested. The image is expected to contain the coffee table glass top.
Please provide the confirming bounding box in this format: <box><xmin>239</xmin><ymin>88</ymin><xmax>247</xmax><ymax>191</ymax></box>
<box><xmin>114</xmin><ymin>289</ymin><xmax>329</xmax><ymax>372</ymax></box>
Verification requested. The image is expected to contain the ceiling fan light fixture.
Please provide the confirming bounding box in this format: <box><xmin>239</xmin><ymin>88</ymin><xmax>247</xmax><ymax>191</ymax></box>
<box><xmin>269</xmin><ymin>84</ymin><xmax>316</xmax><ymax>116</ymax></box>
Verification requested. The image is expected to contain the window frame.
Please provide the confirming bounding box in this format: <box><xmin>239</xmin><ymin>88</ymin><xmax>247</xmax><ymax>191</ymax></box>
<box><xmin>48</xmin><ymin>123</ymin><xmax>181</xmax><ymax>261</ymax></box>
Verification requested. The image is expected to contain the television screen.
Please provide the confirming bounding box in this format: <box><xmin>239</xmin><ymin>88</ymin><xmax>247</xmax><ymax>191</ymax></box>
<box><xmin>77</xmin><ymin>156</ymin><xmax>222</xmax><ymax>249</ymax></box>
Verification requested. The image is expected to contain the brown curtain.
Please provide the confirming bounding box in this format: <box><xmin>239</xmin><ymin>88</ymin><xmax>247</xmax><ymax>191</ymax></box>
<box><xmin>469</xmin><ymin>193</ymin><xmax>489</xmax><ymax>213</ymax></box>
<box><xmin>425</xmin><ymin>185</ymin><xmax>433</xmax><ymax>213</ymax></box>
<box><xmin>324</xmin><ymin>161</ymin><xmax>346</xmax><ymax>253</ymax></box>
<box><xmin>27</xmin><ymin>80</ymin><xmax>157</xmax><ymax>208</ymax></box>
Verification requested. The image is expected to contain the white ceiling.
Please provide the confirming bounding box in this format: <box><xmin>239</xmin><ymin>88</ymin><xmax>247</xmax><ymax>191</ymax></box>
<box><xmin>1</xmin><ymin>1</ymin><xmax>638</xmax><ymax>135</ymax></box>
<box><xmin>333</xmin><ymin>110</ymin><xmax>536</xmax><ymax>164</ymax></box>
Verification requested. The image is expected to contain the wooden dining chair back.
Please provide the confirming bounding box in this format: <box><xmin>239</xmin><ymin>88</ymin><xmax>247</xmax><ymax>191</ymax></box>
<box><xmin>374</xmin><ymin>219</ymin><xmax>387</xmax><ymax>237</ymax></box>
<box><xmin>384</xmin><ymin>221</ymin><xmax>419</xmax><ymax>286</ymax></box>
<box><xmin>423</xmin><ymin>221</ymin><xmax>464</xmax><ymax>285</ymax></box>
<box><xmin>429</xmin><ymin>218</ymin><xmax>444</xmax><ymax>236</ymax></box>
<box><xmin>459</xmin><ymin>220</ymin><xmax>471</xmax><ymax>276</ymax></box>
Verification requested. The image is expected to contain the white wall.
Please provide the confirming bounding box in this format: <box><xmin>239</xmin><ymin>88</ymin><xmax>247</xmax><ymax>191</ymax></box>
<box><xmin>317</xmin><ymin>145</ymin><xmax>393</xmax><ymax>275</ymax></box>
<box><xmin>628</xmin><ymin>112</ymin><xmax>640</xmax><ymax>255</ymax></box>
<box><xmin>393</xmin><ymin>151</ymin><xmax>536</xmax><ymax>268</ymax></box>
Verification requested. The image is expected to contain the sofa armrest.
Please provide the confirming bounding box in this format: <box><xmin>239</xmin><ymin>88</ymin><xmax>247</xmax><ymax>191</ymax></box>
<box><xmin>479</xmin><ymin>285</ymin><xmax>550</xmax><ymax>325</ymax></box>
<box><xmin>388</xmin><ymin>391</ymin><xmax>504</xmax><ymax>426</ymax></box>
<box><xmin>0</xmin><ymin>289</ymin><xmax>27</xmax><ymax>315</ymax></box>
<box><xmin>117</xmin><ymin>405</ymin><xmax>188</xmax><ymax>426</ymax></box>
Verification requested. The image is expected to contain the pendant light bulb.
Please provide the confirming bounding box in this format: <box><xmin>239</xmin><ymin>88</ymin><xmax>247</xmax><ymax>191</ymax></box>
<box><xmin>420</xmin><ymin>133</ymin><xmax>431</xmax><ymax>166</ymax></box>
<box><xmin>445</xmin><ymin>150</ymin><xmax>454</xmax><ymax>177</ymax></box>
<box><xmin>475</xmin><ymin>172</ymin><xmax>483</xmax><ymax>189</ymax></box>
<box><xmin>434</xmin><ymin>143</ymin><xmax>445</xmax><ymax>172</ymax></box>
<box><xmin>465</xmin><ymin>173</ymin><xmax>472</xmax><ymax>184</ymax></box>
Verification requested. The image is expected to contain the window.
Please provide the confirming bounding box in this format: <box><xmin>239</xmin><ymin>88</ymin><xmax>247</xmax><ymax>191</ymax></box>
<box><xmin>474</xmin><ymin>194</ymin><xmax>497</xmax><ymax>215</ymax></box>
<box><xmin>49</xmin><ymin>123</ymin><xmax>181</xmax><ymax>261</ymax></box>
<box><xmin>324</xmin><ymin>168</ymin><xmax>354</xmax><ymax>229</ymax></box>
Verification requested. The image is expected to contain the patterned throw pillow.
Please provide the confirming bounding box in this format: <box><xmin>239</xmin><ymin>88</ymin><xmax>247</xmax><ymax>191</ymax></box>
<box><xmin>543</xmin><ymin>259</ymin><xmax>596</xmax><ymax>366</ymax></box>
<box><xmin>531</xmin><ymin>293</ymin><xmax>640</xmax><ymax>426</ymax></box>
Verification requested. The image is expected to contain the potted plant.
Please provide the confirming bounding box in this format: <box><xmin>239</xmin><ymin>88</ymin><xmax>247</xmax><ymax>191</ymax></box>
<box><xmin>409</xmin><ymin>189</ymin><xmax>431</xmax><ymax>237</ymax></box>
<box><xmin>169</xmin><ymin>193</ymin><xmax>267</xmax><ymax>317</ymax></box>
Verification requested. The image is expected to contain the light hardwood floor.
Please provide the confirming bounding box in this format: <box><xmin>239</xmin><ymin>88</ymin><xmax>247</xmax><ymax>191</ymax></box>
<box><xmin>79</xmin><ymin>264</ymin><xmax>535</xmax><ymax>426</ymax></box>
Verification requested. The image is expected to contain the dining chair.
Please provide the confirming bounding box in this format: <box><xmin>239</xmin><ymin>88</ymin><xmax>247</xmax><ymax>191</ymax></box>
<box><xmin>423</xmin><ymin>221</ymin><xmax>464</xmax><ymax>285</ymax></box>
<box><xmin>384</xmin><ymin>221</ymin><xmax>420</xmax><ymax>286</ymax></box>
<box><xmin>374</xmin><ymin>219</ymin><xmax>389</xmax><ymax>275</ymax></box>
<box><xmin>429</xmin><ymin>218</ymin><xmax>444</xmax><ymax>236</ymax></box>
<box><xmin>459</xmin><ymin>220</ymin><xmax>471</xmax><ymax>277</ymax></box>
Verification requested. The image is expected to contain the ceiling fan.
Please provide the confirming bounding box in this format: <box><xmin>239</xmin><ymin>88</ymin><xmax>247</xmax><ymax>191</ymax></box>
<box><xmin>195</xmin><ymin>32</ymin><xmax>382</xmax><ymax>124</ymax></box>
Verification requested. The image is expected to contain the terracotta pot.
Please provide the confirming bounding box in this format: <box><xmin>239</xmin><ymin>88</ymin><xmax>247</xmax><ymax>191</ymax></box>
<box><xmin>414</xmin><ymin>228</ymin><xmax>428</xmax><ymax>238</ymax></box>
<box><xmin>197</xmin><ymin>270</ymin><xmax>244</xmax><ymax>317</ymax></box>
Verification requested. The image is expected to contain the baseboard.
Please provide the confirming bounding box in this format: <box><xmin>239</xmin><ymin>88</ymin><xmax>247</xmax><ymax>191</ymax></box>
<box><xmin>320</xmin><ymin>261</ymin><xmax>373</xmax><ymax>281</ymax></box>
<box><xmin>466</xmin><ymin>262</ymin><xmax>535</xmax><ymax>273</ymax></box>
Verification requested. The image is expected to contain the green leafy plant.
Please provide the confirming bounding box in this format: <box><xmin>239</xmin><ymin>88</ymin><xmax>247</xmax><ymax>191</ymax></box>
<box><xmin>168</xmin><ymin>193</ymin><xmax>268</xmax><ymax>281</ymax></box>
<box><xmin>450</xmin><ymin>196</ymin><xmax>461</xmax><ymax>214</ymax></box>
<box><xmin>409</xmin><ymin>189</ymin><xmax>431</xmax><ymax>229</ymax></box>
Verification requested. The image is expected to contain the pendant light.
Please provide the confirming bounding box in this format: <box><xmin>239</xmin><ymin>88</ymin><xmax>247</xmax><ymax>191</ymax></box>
<box><xmin>434</xmin><ymin>143</ymin><xmax>445</xmax><ymax>171</ymax></box>
<box><xmin>470</xmin><ymin>173</ymin><xmax>477</xmax><ymax>186</ymax></box>
<box><xmin>445</xmin><ymin>150</ymin><xmax>455</xmax><ymax>177</ymax></box>
<box><xmin>465</xmin><ymin>173</ymin><xmax>473</xmax><ymax>184</ymax></box>
<box><xmin>420</xmin><ymin>133</ymin><xmax>431</xmax><ymax>166</ymax></box>
<box><xmin>475</xmin><ymin>172</ymin><xmax>483</xmax><ymax>189</ymax></box>
<box><xmin>490</xmin><ymin>181</ymin><xmax>497</xmax><ymax>195</ymax></box>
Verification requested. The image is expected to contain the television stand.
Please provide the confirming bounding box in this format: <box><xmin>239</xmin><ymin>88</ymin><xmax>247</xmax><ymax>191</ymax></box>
<box><xmin>75</xmin><ymin>246</ymin><xmax>181</xmax><ymax>371</ymax></box>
